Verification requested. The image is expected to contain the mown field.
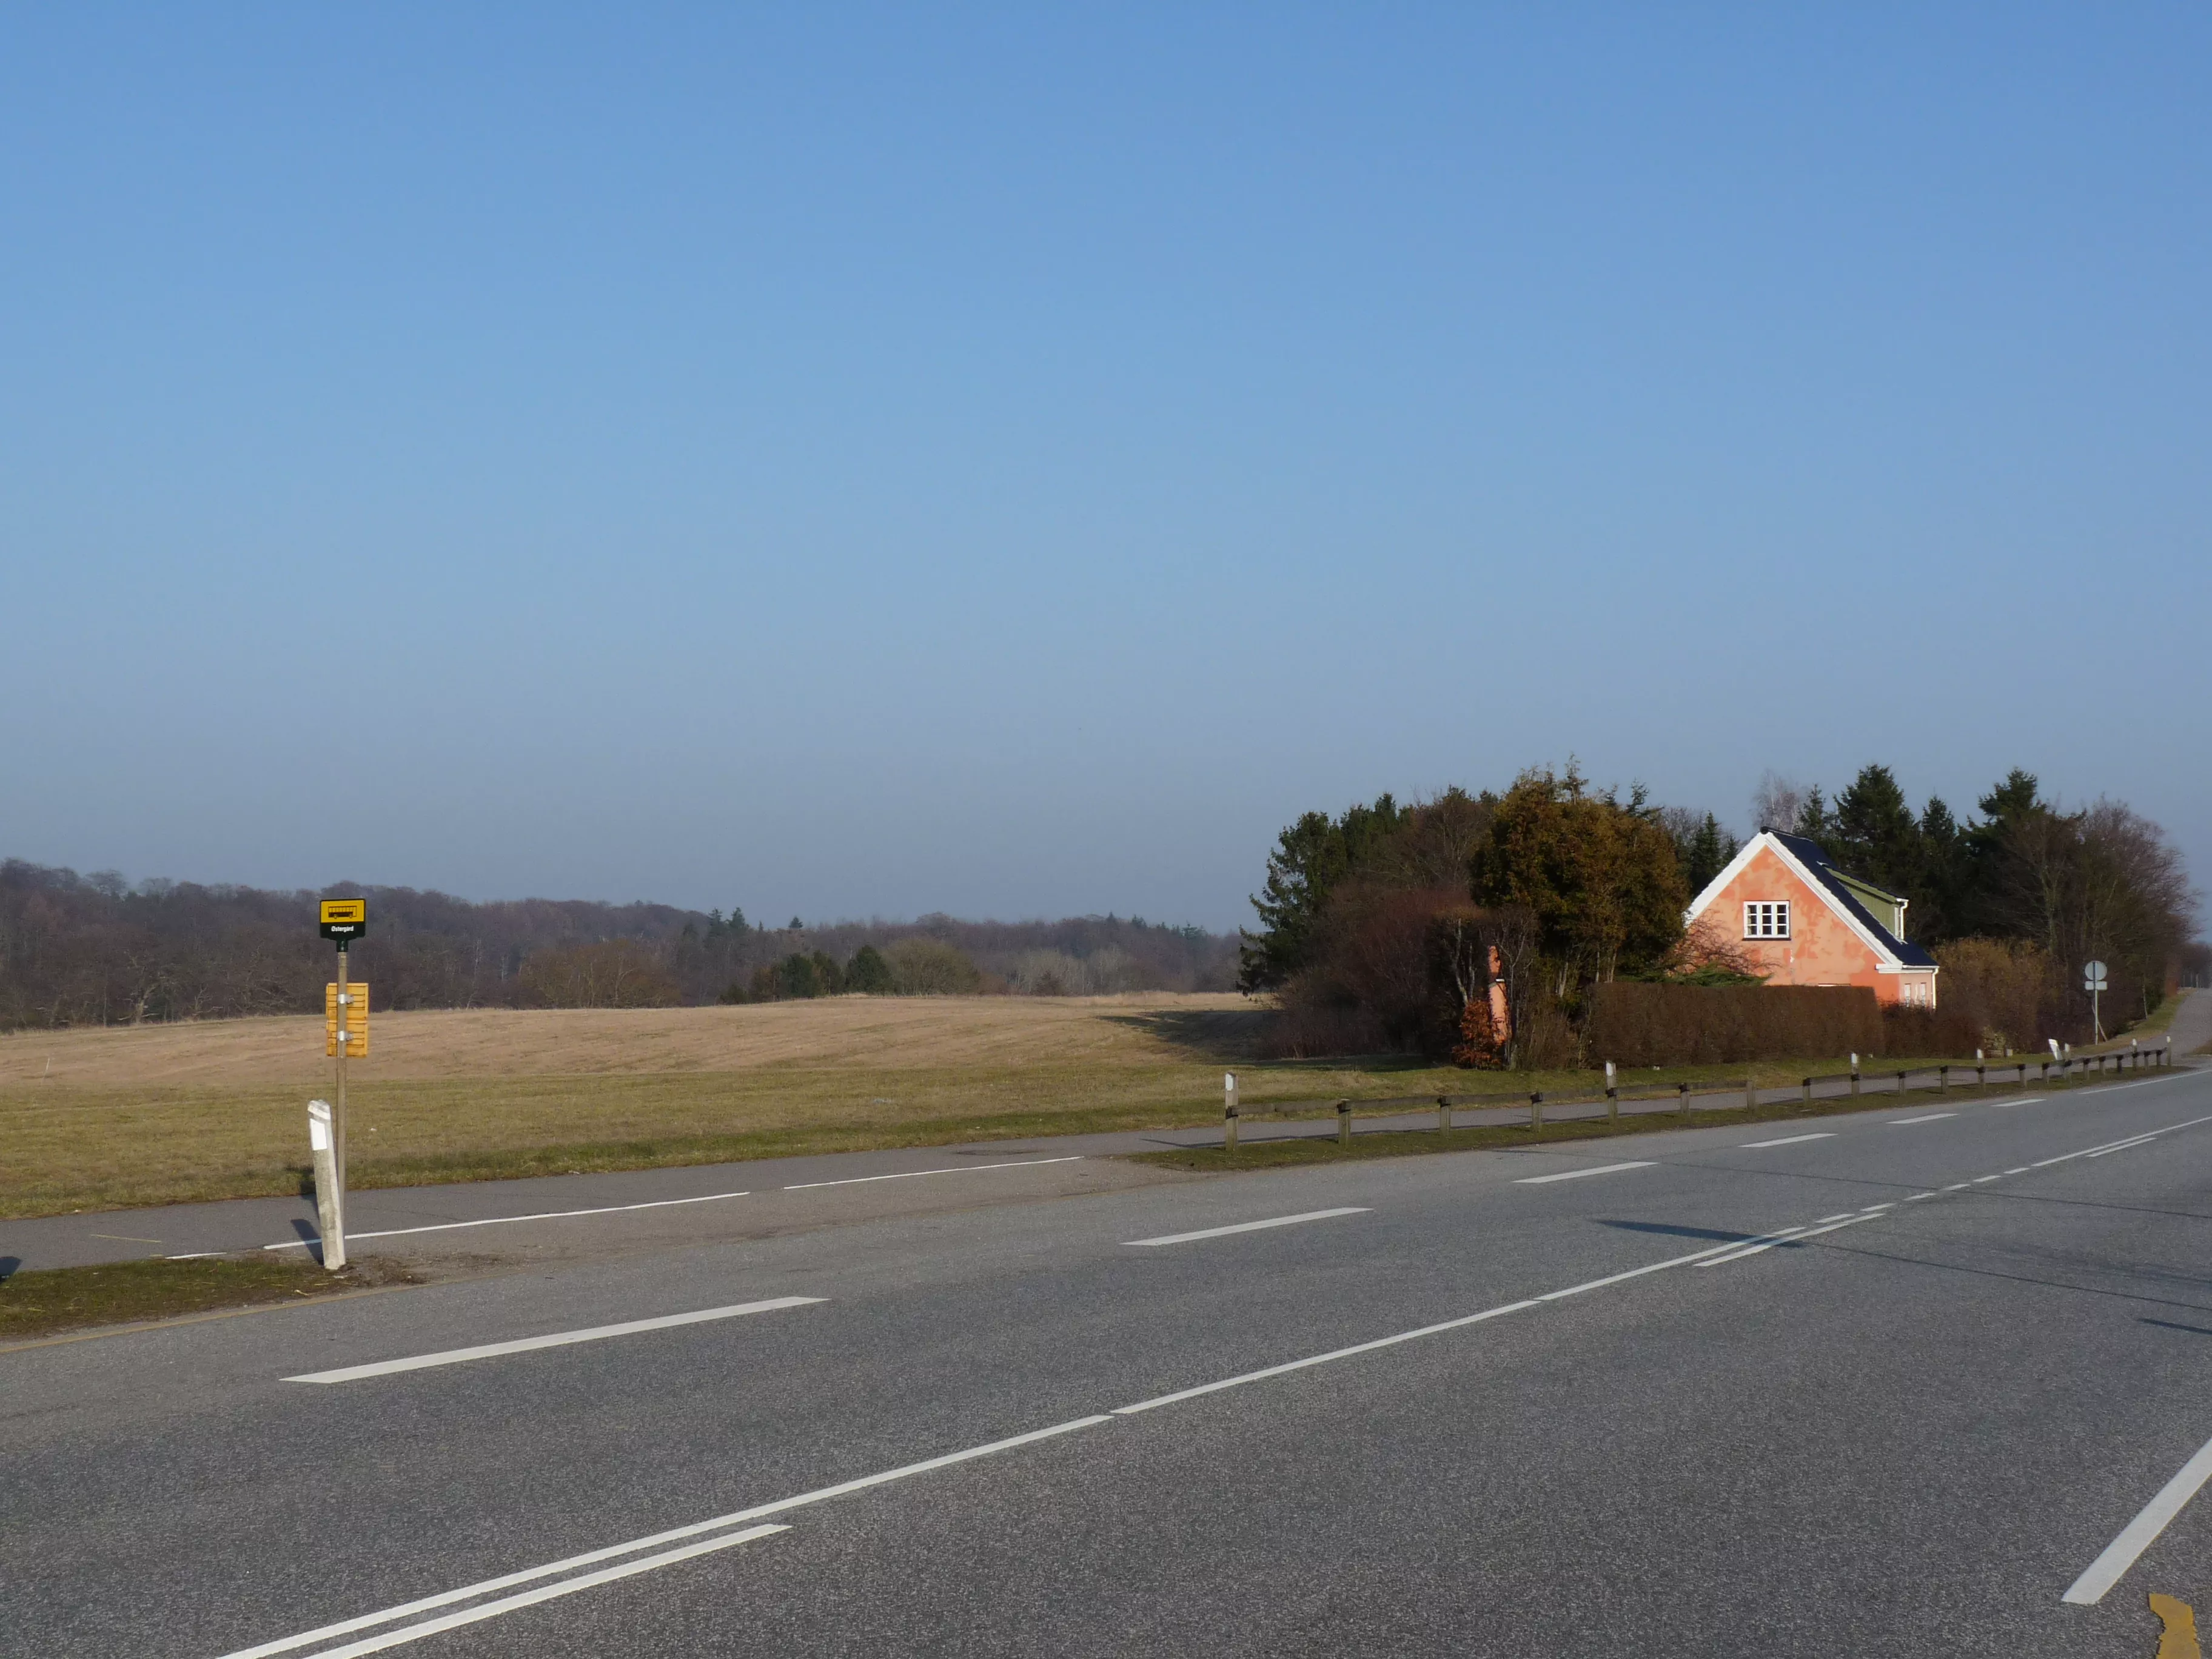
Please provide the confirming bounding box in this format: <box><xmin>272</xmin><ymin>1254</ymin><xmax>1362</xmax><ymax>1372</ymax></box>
<box><xmin>1</xmin><ymin>994</ymin><xmax>1994</xmax><ymax>1218</ymax></box>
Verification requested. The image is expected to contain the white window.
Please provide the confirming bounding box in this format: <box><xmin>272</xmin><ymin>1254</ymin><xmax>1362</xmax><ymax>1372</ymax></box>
<box><xmin>1743</xmin><ymin>901</ymin><xmax>1791</xmax><ymax>939</ymax></box>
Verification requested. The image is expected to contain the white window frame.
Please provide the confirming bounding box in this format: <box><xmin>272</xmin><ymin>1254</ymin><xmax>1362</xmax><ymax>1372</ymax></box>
<box><xmin>1743</xmin><ymin>901</ymin><xmax>1791</xmax><ymax>940</ymax></box>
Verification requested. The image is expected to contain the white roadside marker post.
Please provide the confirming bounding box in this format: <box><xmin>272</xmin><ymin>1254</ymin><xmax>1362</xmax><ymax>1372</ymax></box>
<box><xmin>1223</xmin><ymin>1071</ymin><xmax>1238</xmax><ymax>1153</ymax></box>
<box><xmin>307</xmin><ymin>1099</ymin><xmax>346</xmax><ymax>1270</ymax></box>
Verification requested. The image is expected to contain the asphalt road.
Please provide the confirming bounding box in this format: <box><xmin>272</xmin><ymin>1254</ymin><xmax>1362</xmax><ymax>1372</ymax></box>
<box><xmin>9</xmin><ymin>1062</ymin><xmax>2212</xmax><ymax>1656</ymax></box>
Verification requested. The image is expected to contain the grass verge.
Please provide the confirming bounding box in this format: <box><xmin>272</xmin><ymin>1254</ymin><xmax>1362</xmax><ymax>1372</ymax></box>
<box><xmin>1127</xmin><ymin>1072</ymin><xmax>2133</xmax><ymax>1174</ymax></box>
<box><xmin>0</xmin><ymin>1255</ymin><xmax>410</xmax><ymax>1344</ymax></box>
<box><xmin>0</xmin><ymin>1051</ymin><xmax>2089</xmax><ymax>1218</ymax></box>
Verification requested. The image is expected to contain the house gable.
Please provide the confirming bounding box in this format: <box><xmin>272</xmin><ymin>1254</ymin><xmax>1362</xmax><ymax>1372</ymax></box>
<box><xmin>1685</xmin><ymin>831</ymin><xmax>1940</xmax><ymax>1004</ymax></box>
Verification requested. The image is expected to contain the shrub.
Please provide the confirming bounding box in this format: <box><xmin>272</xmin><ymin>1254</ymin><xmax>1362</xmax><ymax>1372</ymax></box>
<box><xmin>845</xmin><ymin>945</ymin><xmax>893</xmax><ymax>994</ymax></box>
<box><xmin>515</xmin><ymin>940</ymin><xmax>682</xmax><ymax>1009</ymax></box>
<box><xmin>885</xmin><ymin>936</ymin><xmax>983</xmax><ymax>995</ymax></box>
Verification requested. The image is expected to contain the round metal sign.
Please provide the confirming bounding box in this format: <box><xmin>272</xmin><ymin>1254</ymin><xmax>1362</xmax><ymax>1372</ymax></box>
<box><xmin>2083</xmin><ymin>959</ymin><xmax>2108</xmax><ymax>990</ymax></box>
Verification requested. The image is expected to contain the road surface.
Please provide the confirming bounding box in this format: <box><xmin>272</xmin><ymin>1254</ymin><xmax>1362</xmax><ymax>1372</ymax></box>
<box><xmin>7</xmin><ymin>1053</ymin><xmax>2212</xmax><ymax>1654</ymax></box>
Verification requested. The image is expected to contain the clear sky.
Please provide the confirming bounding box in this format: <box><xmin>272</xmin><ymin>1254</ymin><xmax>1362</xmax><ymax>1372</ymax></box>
<box><xmin>2</xmin><ymin>7</ymin><xmax>2205</xmax><ymax>933</ymax></box>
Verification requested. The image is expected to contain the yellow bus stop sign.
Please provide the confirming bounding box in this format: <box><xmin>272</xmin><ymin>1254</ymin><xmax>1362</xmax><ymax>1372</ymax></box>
<box><xmin>325</xmin><ymin>981</ymin><xmax>369</xmax><ymax>1057</ymax></box>
<box><xmin>320</xmin><ymin>899</ymin><xmax>366</xmax><ymax>943</ymax></box>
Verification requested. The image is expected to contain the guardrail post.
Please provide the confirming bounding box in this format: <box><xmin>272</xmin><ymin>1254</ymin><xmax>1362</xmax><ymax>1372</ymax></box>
<box><xmin>1530</xmin><ymin>1091</ymin><xmax>1544</xmax><ymax>1131</ymax></box>
<box><xmin>1336</xmin><ymin>1098</ymin><xmax>1352</xmax><ymax>1145</ymax></box>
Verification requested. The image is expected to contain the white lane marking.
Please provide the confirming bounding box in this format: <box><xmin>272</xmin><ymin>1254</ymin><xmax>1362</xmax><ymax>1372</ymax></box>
<box><xmin>1943</xmin><ymin>1182</ymin><xmax>1972</xmax><ymax>1191</ymax></box>
<box><xmin>215</xmin><ymin>1416</ymin><xmax>1111</xmax><ymax>1659</ymax></box>
<box><xmin>1891</xmin><ymin>1113</ymin><xmax>1956</xmax><ymax>1125</ymax></box>
<box><xmin>1122</xmin><ymin>1207</ymin><xmax>1371</xmax><ymax>1248</ymax></box>
<box><xmin>1512</xmin><ymin>1161</ymin><xmax>1655</xmax><ymax>1185</ymax></box>
<box><xmin>1862</xmin><ymin>1202</ymin><xmax>1897</xmax><ymax>1212</ymax></box>
<box><xmin>2087</xmin><ymin>1135</ymin><xmax>2161</xmax><ymax>1159</ymax></box>
<box><xmin>1903</xmin><ymin>1192</ymin><xmax>1936</xmax><ymax>1201</ymax></box>
<box><xmin>166</xmin><ymin>1251</ymin><xmax>229</xmax><ymax>1260</ymax></box>
<box><xmin>263</xmin><ymin>1190</ymin><xmax>752</xmax><ymax>1250</ymax></box>
<box><xmin>782</xmin><ymin>1156</ymin><xmax>1082</xmax><ymax>1190</ymax></box>
<box><xmin>2005</xmin><ymin>1167</ymin><xmax>2031</xmax><ymax>1175</ymax></box>
<box><xmin>1815</xmin><ymin>1212</ymin><xmax>1855</xmax><ymax>1223</ymax></box>
<box><xmin>283</xmin><ymin>1298</ymin><xmax>824</xmax><ymax>1384</ymax></box>
<box><xmin>305</xmin><ymin>1525</ymin><xmax>790</xmax><ymax>1657</ymax></box>
<box><xmin>1694</xmin><ymin>1226</ymin><xmax>1812</xmax><ymax>1266</ymax></box>
<box><xmin>2063</xmin><ymin>1432</ymin><xmax>2212</xmax><ymax>1605</ymax></box>
<box><xmin>1972</xmin><ymin>1175</ymin><xmax>2002</xmax><ymax>1184</ymax></box>
<box><xmin>1738</xmin><ymin>1133</ymin><xmax>1836</xmax><ymax>1148</ymax></box>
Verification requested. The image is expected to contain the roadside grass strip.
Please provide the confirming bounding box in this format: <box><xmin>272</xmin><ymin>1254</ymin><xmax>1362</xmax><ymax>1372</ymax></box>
<box><xmin>1122</xmin><ymin>1208</ymin><xmax>1370</xmax><ymax>1247</ymax></box>
<box><xmin>213</xmin><ymin>1107</ymin><xmax>2212</xmax><ymax>1657</ymax></box>
<box><xmin>281</xmin><ymin>1297</ymin><xmax>825</xmax><ymax>1384</ymax></box>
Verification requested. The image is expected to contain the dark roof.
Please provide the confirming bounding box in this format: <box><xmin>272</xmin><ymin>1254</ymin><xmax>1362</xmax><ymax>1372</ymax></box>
<box><xmin>1768</xmin><ymin>831</ymin><xmax>1939</xmax><ymax>970</ymax></box>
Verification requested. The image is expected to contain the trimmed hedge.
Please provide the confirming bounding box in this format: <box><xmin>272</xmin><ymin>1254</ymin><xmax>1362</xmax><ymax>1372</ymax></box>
<box><xmin>1584</xmin><ymin>982</ymin><xmax>1883</xmax><ymax>1066</ymax></box>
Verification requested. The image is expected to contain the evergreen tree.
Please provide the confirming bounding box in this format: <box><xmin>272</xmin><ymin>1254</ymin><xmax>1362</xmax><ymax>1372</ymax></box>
<box><xmin>845</xmin><ymin>944</ymin><xmax>893</xmax><ymax>994</ymax></box>
<box><xmin>1238</xmin><ymin>794</ymin><xmax>1408</xmax><ymax>990</ymax></box>
<box><xmin>1829</xmin><ymin>765</ymin><xmax>1923</xmax><ymax>903</ymax></box>
<box><xmin>1683</xmin><ymin>812</ymin><xmax>1734</xmax><ymax>894</ymax></box>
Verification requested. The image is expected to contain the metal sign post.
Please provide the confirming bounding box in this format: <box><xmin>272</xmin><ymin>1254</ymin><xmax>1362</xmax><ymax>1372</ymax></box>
<box><xmin>2084</xmin><ymin>959</ymin><xmax>2109</xmax><ymax>1044</ymax></box>
<box><xmin>316</xmin><ymin>899</ymin><xmax>368</xmax><ymax>1270</ymax></box>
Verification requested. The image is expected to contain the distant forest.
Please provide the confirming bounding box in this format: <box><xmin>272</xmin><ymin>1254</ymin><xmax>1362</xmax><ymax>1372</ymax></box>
<box><xmin>0</xmin><ymin>861</ymin><xmax>1238</xmax><ymax>1030</ymax></box>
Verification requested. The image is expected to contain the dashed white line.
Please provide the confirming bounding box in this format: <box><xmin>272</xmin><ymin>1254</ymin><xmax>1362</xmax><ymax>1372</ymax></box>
<box><xmin>1738</xmin><ymin>1133</ymin><xmax>1836</xmax><ymax>1148</ymax></box>
<box><xmin>1891</xmin><ymin>1113</ymin><xmax>1956</xmax><ymax>1125</ymax></box>
<box><xmin>783</xmin><ymin>1156</ymin><xmax>1082</xmax><ymax>1190</ymax></box>
<box><xmin>283</xmin><ymin>1297</ymin><xmax>825</xmax><ymax>1384</ymax></box>
<box><xmin>1123</xmin><ymin>1208</ymin><xmax>1370</xmax><ymax>1247</ymax></box>
<box><xmin>1512</xmin><ymin>1161</ymin><xmax>1655</xmax><ymax>1185</ymax></box>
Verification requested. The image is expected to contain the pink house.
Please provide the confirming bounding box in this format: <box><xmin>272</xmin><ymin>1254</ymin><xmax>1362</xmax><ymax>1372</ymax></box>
<box><xmin>1685</xmin><ymin>830</ymin><xmax>1939</xmax><ymax>1007</ymax></box>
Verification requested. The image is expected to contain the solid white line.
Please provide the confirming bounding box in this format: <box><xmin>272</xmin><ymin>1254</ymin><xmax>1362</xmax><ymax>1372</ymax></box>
<box><xmin>2063</xmin><ymin>1432</ymin><xmax>2212</xmax><ymax>1604</ymax></box>
<box><xmin>282</xmin><ymin>1298</ymin><xmax>825</xmax><ymax>1384</ymax></box>
<box><xmin>1738</xmin><ymin>1133</ymin><xmax>1836</xmax><ymax>1148</ymax></box>
<box><xmin>782</xmin><ymin>1156</ymin><xmax>1082</xmax><ymax>1190</ymax></box>
<box><xmin>1122</xmin><ymin>1207</ymin><xmax>1370</xmax><ymax>1248</ymax></box>
<box><xmin>304</xmin><ymin>1526</ymin><xmax>790</xmax><ymax>1658</ymax></box>
<box><xmin>1694</xmin><ymin>1227</ymin><xmax>1812</xmax><ymax>1267</ymax></box>
<box><xmin>262</xmin><ymin>1190</ymin><xmax>752</xmax><ymax>1250</ymax></box>
<box><xmin>2086</xmin><ymin>1135</ymin><xmax>2161</xmax><ymax>1159</ymax></box>
<box><xmin>2005</xmin><ymin>1167</ymin><xmax>2031</xmax><ymax>1175</ymax></box>
<box><xmin>1891</xmin><ymin>1113</ymin><xmax>1956</xmax><ymax>1125</ymax></box>
<box><xmin>1512</xmin><ymin>1161</ymin><xmax>1655</xmax><ymax>1185</ymax></box>
<box><xmin>214</xmin><ymin>1416</ymin><xmax>1112</xmax><ymax>1659</ymax></box>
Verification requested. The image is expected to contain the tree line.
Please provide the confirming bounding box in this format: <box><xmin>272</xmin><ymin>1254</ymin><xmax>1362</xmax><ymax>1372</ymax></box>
<box><xmin>1241</xmin><ymin>763</ymin><xmax>2199</xmax><ymax>1065</ymax></box>
<box><xmin>0</xmin><ymin>860</ymin><xmax>1238</xmax><ymax>1030</ymax></box>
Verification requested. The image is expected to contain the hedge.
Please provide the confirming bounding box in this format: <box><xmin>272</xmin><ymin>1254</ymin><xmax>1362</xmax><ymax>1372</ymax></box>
<box><xmin>1584</xmin><ymin>982</ymin><xmax>1883</xmax><ymax>1066</ymax></box>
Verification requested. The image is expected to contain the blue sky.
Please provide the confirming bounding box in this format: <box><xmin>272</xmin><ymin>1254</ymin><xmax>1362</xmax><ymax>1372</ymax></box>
<box><xmin>2</xmin><ymin>6</ymin><xmax>2205</xmax><ymax>933</ymax></box>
